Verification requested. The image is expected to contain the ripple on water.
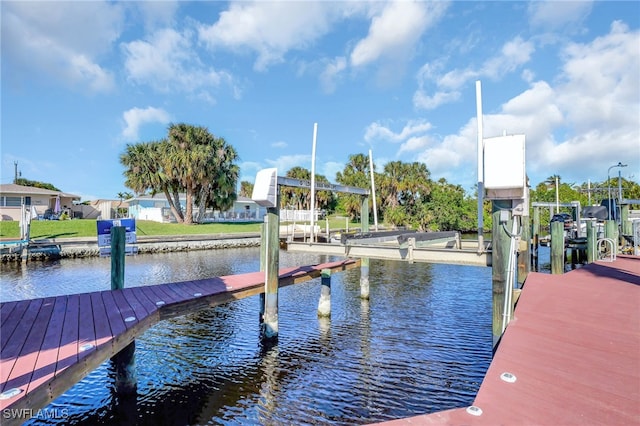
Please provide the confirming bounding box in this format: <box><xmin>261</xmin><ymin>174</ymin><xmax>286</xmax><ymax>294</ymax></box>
<box><xmin>14</xmin><ymin>250</ymin><xmax>493</xmax><ymax>425</ymax></box>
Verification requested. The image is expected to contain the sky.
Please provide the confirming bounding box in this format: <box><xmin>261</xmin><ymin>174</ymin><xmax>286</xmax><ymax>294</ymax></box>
<box><xmin>2</xmin><ymin>0</ymin><xmax>639</xmax><ymax>201</ymax></box>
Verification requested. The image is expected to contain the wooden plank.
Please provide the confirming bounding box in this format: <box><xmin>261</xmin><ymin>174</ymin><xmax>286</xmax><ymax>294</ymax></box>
<box><xmin>137</xmin><ymin>284</ymin><xmax>178</xmax><ymax>308</ymax></box>
<box><xmin>101</xmin><ymin>291</ymin><xmax>126</xmax><ymax>339</ymax></box>
<box><xmin>3</xmin><ymin>297</ymin><xmax>55</xmax><ymax>395</ymax></box>
<box><xmin>146</xmin><ymin>283</ymin><xmax>183</xmax><ymax>306</ymax></box>
<box><xmin>76</xmin><ymin>293</ymin><xmax>96</xmax><ymax>363</ymax></box>
<box><xmin>55</xmin><ymin>295</ymin><xmax>79</xmax><ymax>376</ymax></box>
<box><xmin>26</xmin><ymin>296</ymin><xmax>68</xmax><ymax>396</ymax></box>
<box><xmin>163</xmin><ymin>282</ymin><xmax>198</xmax><ymax>302</ymax></box>
<box><xmin>123</xmin><ymin>287</ymin><xmax>157</xmax><ymax>318</ymax></box>
<box><xmin>90</xmin><ymin>292</ymin><xmax>113</xmax><ymax>350</ymax></box>
<box><xmin>111</xmin><ymin>289</ymin><xmax>140</xmax><ymax>330</ymax></box>
<box><xmin>0</xmin><ymin>301</ymin><xmax>18</xmax><ymax>326</ymax></box>
<box><xmin>1</xmin><ymin>300</ymin><xmax>30</xmax><ymax>351</ymax></box>
<box><xmin>1</xmin><ymin>299</ymin><xmax>43</xmax><ymax>392</ymax></box>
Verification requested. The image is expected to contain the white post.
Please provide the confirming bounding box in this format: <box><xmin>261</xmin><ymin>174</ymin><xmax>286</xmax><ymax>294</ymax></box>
<box><xmin>475</xmin><ymin>81</ymin><xmax>484</xmax><ymax>252</ymax></box>
<box><xmin>310</xmin><ymin>123</ymin><xmax>318</xmax><ymax>243</ymax></box>
<box><xmin>369</xmin><ymin>149</ymin><xmax>378</xmax><ymax>231</ymax></box>
<box><xmin>555</xmin><ymin>176</ymin><xmax>559</xmax><ymax>210</ymax></box>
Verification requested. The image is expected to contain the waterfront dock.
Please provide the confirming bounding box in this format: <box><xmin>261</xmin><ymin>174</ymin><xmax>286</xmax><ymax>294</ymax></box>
<box><xmin>0</xmin><ymin>259</ymin><xmax>359</xmax><ymax>423</ymax></box>
<box><xmin>376</xmin><ymin>255</ymin><xmax>640</xmax><ymax>425</ymax></box>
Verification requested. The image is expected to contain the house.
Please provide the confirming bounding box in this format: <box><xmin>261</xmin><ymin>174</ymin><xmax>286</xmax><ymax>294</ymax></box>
<box><xmin>127</xmin><ymin>194</ymin><xmax>265</xmax><ymax>223</ymax></box>
<box><xmin>0</xmin><ymin>184</ymin><xmax>81</xmax><ymax>221</ymax></box>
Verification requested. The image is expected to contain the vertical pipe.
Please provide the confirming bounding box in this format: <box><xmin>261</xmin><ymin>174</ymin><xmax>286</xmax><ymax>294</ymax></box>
<box><xmin>551</xmin><ymin>221</ymin><xmax>564</xmax><ymax>274</ymax></box>
<box><xmin>475</xmin><ymin>81</ymin><xmax>485</xmax><ymax>252</ymax></box>
<box><xmin>317</xmin><ymin>269</ymin><xmax>331</xmax><ymax>317</ymax></box>
<box><xmin>310</xmin><ymin>123</ymin><xmax>318</xmax><ymax>242</ymax></box>
<box><xmin>368</xmin><ymin>149</ymin><xmax>378</xmax><ymax>231</ymax></box>
<box><xmin>111</xmin><ymin>226</ymin><xmax>125</xmax><ymax>290</ymax></box>
<box><xmin>262</xmin><ymin>205</ymin><xmax>280</xmax><ymax>340</ymax></box>
<box><xmin>360</xmin><ymin>196</ymin><xmax>370</xmax><ymax>300</ymax></box>
<box><xmin>586</xmin><ymin>221</ymin><xmax>596</xmax><ymax>263</ymax></box>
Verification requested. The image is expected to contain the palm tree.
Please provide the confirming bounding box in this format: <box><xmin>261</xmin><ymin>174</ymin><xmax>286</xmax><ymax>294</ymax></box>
<box><xmin>239</xmin><ymin>181</ymin><xmax>254</xmax><ymax>198</ymax></box>
<box><xmin>336</xmin><ymin>153</ymin><xmax>371</xmax><ymax>220</ymax></box>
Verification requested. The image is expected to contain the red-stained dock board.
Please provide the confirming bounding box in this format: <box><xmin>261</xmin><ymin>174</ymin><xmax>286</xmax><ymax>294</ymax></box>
<box><xmin>0</xmin><ymin>259</ymin><xmax>359</xmax><ymax>418</ymax></box>
<box><xmin>373</xmin><ymin>255</ymin><xmax>640</xmax><ymax>425</ymax></box>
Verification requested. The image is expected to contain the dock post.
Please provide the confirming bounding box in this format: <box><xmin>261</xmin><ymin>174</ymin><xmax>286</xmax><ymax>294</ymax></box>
<box><xmin>317</xmin><ymin>269</ymin><xmax>331</xmax><ymax>317</ymax></box>
<box><xmin>621</xmin><ymin>204</ymin><xmax>631</xmax><ymax>237</ymax></box>
<box><xmin>262</xmin><ymin>205</ymin><xmax>280</xmax><ymax>340</ymax></box>
<box><xmin>604</xmin><ymin>220</ymin><xmax>618</xmax><ymax>255</ymax></box>
<box><xmin>109</xmin><ymin>226</ymin><xmax>136</xmax><ymax>394</ymax></box>
<box><xmin>491</xmin><ymin>205</ymin><xmax>511</xmax><ymax>348</ymax></box>
<box><xmin>551</xmin><ymin>221</ymin><xmax>564</xmax><ymax>274</ymax></box>
<box><xmin>259</xmin><ymin>220</ymin><xmax>266</xmax><ymax>325</ymax></box>
<box><xmin>360</xmin><ymin>196</ymin><xmax>370</xmax><ymax>300</ymax></box>
<box><xmin>587</xmin><ymin>221</ymin><xmax>596</xmax><ymax>263</ymax></box>
<box><xmin>518</xmin><ymin>215</ymin><xmax>530</xmax><ymax>286</ymax></box>
<box><xmin>111</xmin><ymin>226</ymin><xmax>125</xmax><ymax>290</ymax></box>
<box><xmin>532</xmin><ymin>206</ymin><xmax>540</xmax><ymax>270</ymax></box>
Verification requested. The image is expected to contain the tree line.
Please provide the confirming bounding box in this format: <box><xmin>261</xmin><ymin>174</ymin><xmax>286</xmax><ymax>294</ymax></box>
<box><xmin>119</xmin><ymin>123</ymin><xmax>640</xmax><ymax>229</ymax></box>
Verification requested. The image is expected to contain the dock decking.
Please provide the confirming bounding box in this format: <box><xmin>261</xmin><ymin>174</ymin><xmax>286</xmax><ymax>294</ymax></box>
<box><xmin>376</xmin><ymin>255</ymin><xmax>640</xmax><ymax>425</ymax></box>
<box><xmin>0</xmin><ymin>259</ymin><xmax>359</xmax><ymax>421</ymax></box>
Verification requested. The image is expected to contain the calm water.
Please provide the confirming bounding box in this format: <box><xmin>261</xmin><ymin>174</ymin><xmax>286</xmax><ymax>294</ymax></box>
<box><xmin>1</xmin><ymin>248</ymin><xmax>495</xmax><ymax>425</ymax></box>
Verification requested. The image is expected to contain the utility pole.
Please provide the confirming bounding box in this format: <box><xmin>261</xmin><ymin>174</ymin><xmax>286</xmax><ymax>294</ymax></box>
<box><xmin>14</xmin><ymin>161</ymin><xmax>18</xmax><ymax>184</ymax></box>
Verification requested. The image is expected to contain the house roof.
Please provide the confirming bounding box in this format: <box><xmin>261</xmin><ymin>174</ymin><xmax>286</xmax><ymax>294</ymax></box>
<box><xmin>0</xmin><ymin>184</ymin><xmax>80</xmax><ymax>199</ymax></box>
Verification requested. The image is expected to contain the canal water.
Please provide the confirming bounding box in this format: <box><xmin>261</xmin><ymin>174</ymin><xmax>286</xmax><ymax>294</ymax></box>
<box><xmin>0</xmin><ymin>247</ymin><xmax>505</xmax><ymax>425</ymax></box>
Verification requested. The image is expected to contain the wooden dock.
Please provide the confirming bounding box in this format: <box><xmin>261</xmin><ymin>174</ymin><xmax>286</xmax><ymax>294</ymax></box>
<box><xmin>0</xmin><ymin>259</ymin><xmax>359</xmax><ymax>423</ymax></box>
<box><xmin>373</xmin><ymin>255</ymin><xmax>640</xmax><ymax>425</ymax></box>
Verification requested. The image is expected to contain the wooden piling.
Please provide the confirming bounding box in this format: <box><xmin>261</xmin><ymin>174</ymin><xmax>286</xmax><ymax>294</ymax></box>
<box><xmin>111</xmin><ymin>226</ymin><xmax>125</xmax><ymax>290</ymax></box>
<box><xmin>621</xmin><ymin>204</ymin><xmax>631</xmax><ymax>236</ymax></box>
<box><xmin>259</xmin><ymin>220</ymin><xmax>266</xmax><ymax>325</ymax></box>
<box><xmin>112</xmin><ymin>341</ymin><xmax>136</xmax><ymax>395</ymax></box>
<box><xmin>587</xmin><ymin>221</ymin><xmax>596</xmax><ymax>263</ymax></box>
<box><xmin>518</xmin><ymin>215</ymin><xmax>530</xmax><ymax>286</ymax></box>
<box><xmin>109</xmin><ymin>226</ymin><xmax>135</xmax><ymax>394</ymax></box>
<box><xmin>262</xmin><ymin>206</ymin><xmax>280</xmax><ymax>340</ymax></box>
<box><xmin>551</xmin><ymin>221</ymin><xmax>564</xmax><ymax>274</ymax></box>
<box><xmin>317</xmin><ymin>269</ymin><xmax>331</xmax><ymax>317</ymax></box>
<box><xmin>604</xmin><ymin>220</ymin><xmax>618</xmax><ymax>255</ymax></box>
<box><xmin>491</xmin><ymin>206</ymin><xmax>510</xmax><ymax>348</ymax></box>
<box><xmin>360</xmin><ymin>196</ymin><xmax>370</xmax><ymax>300</ymax></box>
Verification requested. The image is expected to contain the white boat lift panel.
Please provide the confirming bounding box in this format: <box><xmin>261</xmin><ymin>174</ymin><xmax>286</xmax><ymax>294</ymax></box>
<box><xmin>286</xmin><ymin>239</ymin><xmax>491</xmax><ymax>267</ymax></box>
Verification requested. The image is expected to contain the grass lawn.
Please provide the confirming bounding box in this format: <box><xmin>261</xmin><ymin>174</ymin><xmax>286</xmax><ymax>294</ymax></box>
<box><xmin>0</xmin><ymin>216</ymin><xmax>362</xmax><ymax>240</ymax></box>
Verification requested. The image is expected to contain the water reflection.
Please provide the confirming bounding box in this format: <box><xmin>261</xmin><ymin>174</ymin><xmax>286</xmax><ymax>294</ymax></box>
<box><xmin>1</xmin><ymin>248</ymin><xmax>495</xmax><ymax>425</ymax></box>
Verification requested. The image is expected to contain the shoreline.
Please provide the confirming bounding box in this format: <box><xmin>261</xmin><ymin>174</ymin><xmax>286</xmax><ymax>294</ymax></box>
<box><xmin>1</xmin><ymin>233</ymin><xmax>262</xmax><ymax>263</ymax></box>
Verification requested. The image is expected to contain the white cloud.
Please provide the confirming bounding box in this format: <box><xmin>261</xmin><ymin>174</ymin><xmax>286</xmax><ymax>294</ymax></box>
<box><xmin>122</xmin><ymin>28</ymin><xmax>237</xmax><ymax>100</ymax></box>
<box><xmin>414</xmin><ymin>36</ymin><xmax>534</xmax><ymax>110</ymax></box>
<box><xmin>122</xmin><ymin>107</ymin><xmax>172</xmax><ymax>141</ymax></box>
<box><xmin>265</xmin><ymin>154</ymin><xmax>311</xmax><ymax>174</ymax></box>
<box><xmin>415</xmin><ymin>22</ymin><xmax>639</xmax><ymax>188</ymax></box>
<box><xmin>528</xmin><ymin>1</ymin><xmax>593</xmax><ymax>30</ymax></box>
<box><xmin>198</xmin><ymin>1</ymin><xmax>338</xmax><ymax>71</ymax></box>
<box><xmin>2</xmin><ymin>1</ymin><xmax>122</xmax><ymax>92</ymax></box>
<box><xmin>320</xmin><ymin>57</ymin><xmax>347</xmax><ymax>94</ymax></box>
<box><xmin>350</xmin><ymin>1</ymin><xmax>448</xmax><ymax>67</ymax></box>
<box><xmin>272</xmin><ymin>141</ymin><xmax>288</xmax><ymax>149</ymax></box>
<box><xmin>364</xmin><ymin>120</ymin><xmax>433</xmax><ymax>144</ymax></box>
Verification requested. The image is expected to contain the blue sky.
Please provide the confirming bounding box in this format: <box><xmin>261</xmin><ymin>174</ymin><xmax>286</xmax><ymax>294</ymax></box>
<box><xmin>2</xmin><ymin>1</ymin><xmax>639</xmax><ymax>201</ymax></box>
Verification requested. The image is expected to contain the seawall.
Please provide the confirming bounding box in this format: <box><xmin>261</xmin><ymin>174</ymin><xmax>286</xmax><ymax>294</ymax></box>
<box><xmin>1</xmin><ymin>233</ymin><xmax>262</xmax><ymax>262</ymax></box>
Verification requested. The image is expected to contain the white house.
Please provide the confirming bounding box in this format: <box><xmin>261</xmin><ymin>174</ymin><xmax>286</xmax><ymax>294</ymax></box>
<box><xmin>127</xmin><ymin>194</ymin><xmax>265</xmax><ymax>223</ymax></box>
<box><xmin>0</xmin><ymin>184</ymin><xmax>81</xmax><ymax>221</ymax></box>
